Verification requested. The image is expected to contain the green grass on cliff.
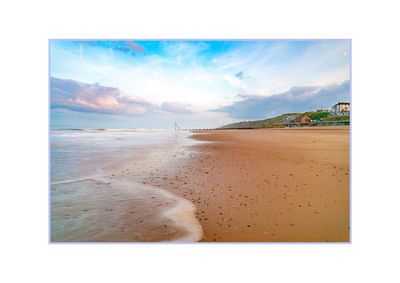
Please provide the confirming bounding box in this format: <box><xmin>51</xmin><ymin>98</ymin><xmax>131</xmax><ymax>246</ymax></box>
<box><xmin>305</xmin><ymin>111</ymin><xmax>330</xmax><ymax>120</ymax></box>
<box><xmin>220</xmin><ymin>113</ymin><xmax>302</xmax><ymax>129</ymax></box>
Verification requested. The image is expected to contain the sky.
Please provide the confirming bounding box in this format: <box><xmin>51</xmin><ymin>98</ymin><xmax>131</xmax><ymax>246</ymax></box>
<box><xmin>50</xmin><ymin>40</ymin><xmax>351</xmax><ymax>129</ymax></box>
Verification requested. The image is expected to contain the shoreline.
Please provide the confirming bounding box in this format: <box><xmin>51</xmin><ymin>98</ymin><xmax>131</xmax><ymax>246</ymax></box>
<box><xmin>50</xmin><ymin>130</ymin><xmax>204</xmax><ymax>242</ymax></box>
<box><xmin>148</xmin><ymin>126</ymin><xmax>350</xmax><ymax>242</ymax></box>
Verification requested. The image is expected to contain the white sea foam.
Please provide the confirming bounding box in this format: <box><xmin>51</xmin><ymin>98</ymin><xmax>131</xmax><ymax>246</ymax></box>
<box><xmin>157</xmin><ymin>188</ymin><xmax>203</xmax><ymax>242</ymax></box>
<box><xmin>114</xmin><ymin>179</ymin><xmax>203</xmax><ymax>242</ymax></box>
<box><xmin>124</xmin><ymin>181</ymin><xmax>204</xmax><ymax>242</ymax></box>
<box><xmin>50</xmin><ymin>175</ymin><xmax>105</xmax><ymax>185</ymax></box>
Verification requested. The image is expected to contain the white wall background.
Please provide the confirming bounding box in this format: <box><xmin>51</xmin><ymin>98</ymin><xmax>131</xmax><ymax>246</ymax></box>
<box><xmin>1</xmin><ymin>0</ymin><xmax>399</xmax><ymax>282</ymax></box>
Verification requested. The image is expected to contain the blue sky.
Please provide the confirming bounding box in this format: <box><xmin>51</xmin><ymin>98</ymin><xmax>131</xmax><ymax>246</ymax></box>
<box><xmin>50</xmin><ymin>40</ymin><xmax>350</xmax><ymax>129</ymax></box>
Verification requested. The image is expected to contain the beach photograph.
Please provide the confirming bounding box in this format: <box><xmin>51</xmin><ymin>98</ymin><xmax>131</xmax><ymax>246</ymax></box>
<box><xmin>5</xmin><ymin>0</ymin><xmax>400</xmax><ymax>282</ymax></box>
<box><xmin>50</xmin><ymin>39</ymin><xmax>350</xmax><ymax>242</ymax></box>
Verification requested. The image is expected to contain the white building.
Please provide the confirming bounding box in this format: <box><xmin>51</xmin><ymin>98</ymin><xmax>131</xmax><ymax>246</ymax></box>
<box><xmin>331</xmin><ymin>102</ymin><xmax>350</xmax><ymax>113</ymax></box>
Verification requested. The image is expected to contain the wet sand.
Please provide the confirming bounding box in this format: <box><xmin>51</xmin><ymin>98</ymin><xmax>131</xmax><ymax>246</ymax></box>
<box><xmin>50</xmin><ymin>136</ymin><xmax>204</xmax><ymax>242</ymax></box>
<box><xmin>146</xmin><ymin>126</ymin><xmax>350</xmax><ymax>242</ymax></box>
<box><xmin>51</xmin><ymin>178</ymin><xmax>200</xmax><ymax>242</ymax></box>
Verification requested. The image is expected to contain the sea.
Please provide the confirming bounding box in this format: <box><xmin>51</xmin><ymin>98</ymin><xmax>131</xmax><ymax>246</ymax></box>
<box><xmin>50</xmin><ymin>128</ymin><xmax>203</xmax><ymax>242</ymax></box>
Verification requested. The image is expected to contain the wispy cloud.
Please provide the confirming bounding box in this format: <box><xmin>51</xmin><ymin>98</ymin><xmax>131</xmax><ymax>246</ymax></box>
<box><xmin>80</xmin><ymin>41</ymin><xmax>146</xmax><ymax>55</ymax></box>
<box><xmin>212</xmin><ymin>40</ymin><xmax>351</xmax><ymax>96</ymax></box>
<box><xmin>213</xmin><ymin>80</ymin><xmax>350</xmax><ymax>119</ymax></box>
<box><xmin>162</xmin><ymin>41</ymin><xmax>209</xmax><ymax>57</ymax></box>
<box><xmin>160</xmin><ymin>101</ymin><xmax>193</xmax><ymax>113</ymax></box>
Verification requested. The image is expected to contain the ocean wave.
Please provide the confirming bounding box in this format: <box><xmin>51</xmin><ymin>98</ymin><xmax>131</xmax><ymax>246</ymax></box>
<box><xmin>157</xmin><ymin>187</ymin><xmax>203</xmax><ymax>242</ymax></box>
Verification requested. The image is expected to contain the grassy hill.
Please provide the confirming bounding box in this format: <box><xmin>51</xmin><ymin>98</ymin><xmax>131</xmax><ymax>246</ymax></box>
<box><xmin>306</xmin><ymin>111</ymin><xmax>330</xmax><ymax>120</ymax></box>
<box><xmin>220</xmin><ymin>113</ymin><xmax>302</xmax><ymax>129</ymax></box>
<box><xmin>220</xmin><ymin>111</ymin><xmax>332</xmax><ymax>129</ymax></box>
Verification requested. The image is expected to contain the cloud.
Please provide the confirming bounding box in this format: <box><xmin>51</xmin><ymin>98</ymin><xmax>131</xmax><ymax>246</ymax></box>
<box><xmin>213</xmin><ymin>40</ymin><xmax>350</xmax><ymax>96</ymax></box>
<box><xmin>160</xmin><ymin>101</ymin><xmax>193</xmax><ymax>113</ymax></box>
<box><xmin>162</xmin><ymin>41</ymin><xmax>209</xmax><ymax>57</ymax></box>
<box><xmin>50</xmin><ymin>77</ymin><xmax>155</xmax><ymax>115</ymax></box>
<box><xmin>235</xmin><ymin>71</ymin><xmax>243</xmax><ymax>80</ymax></box>
<box><xmin>212</xmin><ymin>80</ymin><xmax>350</xmax><ymax>119</ymax></box>
<box><xmin>80</xmin><ymin>41</ymin><xmax>145</xmax><ymax>55</ymax></box>
<box><xmin>125</xmin><ymin>41</ymin><xmax>145</xmax><ymax>53</ymax></box>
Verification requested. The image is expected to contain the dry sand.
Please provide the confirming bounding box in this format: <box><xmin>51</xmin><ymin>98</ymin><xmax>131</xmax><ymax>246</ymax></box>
<box><xmin>146</xmin><ymin>126</ymin><xmax>350</xmax><ymax>242</ymax></box>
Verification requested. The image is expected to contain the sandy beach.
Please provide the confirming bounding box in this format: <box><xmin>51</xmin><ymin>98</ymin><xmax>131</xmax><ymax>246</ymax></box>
<box><xmin>51</xmin><ymin>126</ymin><xmax>349</xmax><ymax>242</ymax></box>
<box><xmin>146</xmin><ymin>126</ymin><xmax>350</xmax><ymax>242</ymax></box>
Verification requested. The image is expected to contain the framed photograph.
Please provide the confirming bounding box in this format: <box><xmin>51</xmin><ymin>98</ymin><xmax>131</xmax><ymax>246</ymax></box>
<box><xmin>50</xmin><ymin>40</ymin><xmax>350</xmax><ymax>242</ymax></box>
